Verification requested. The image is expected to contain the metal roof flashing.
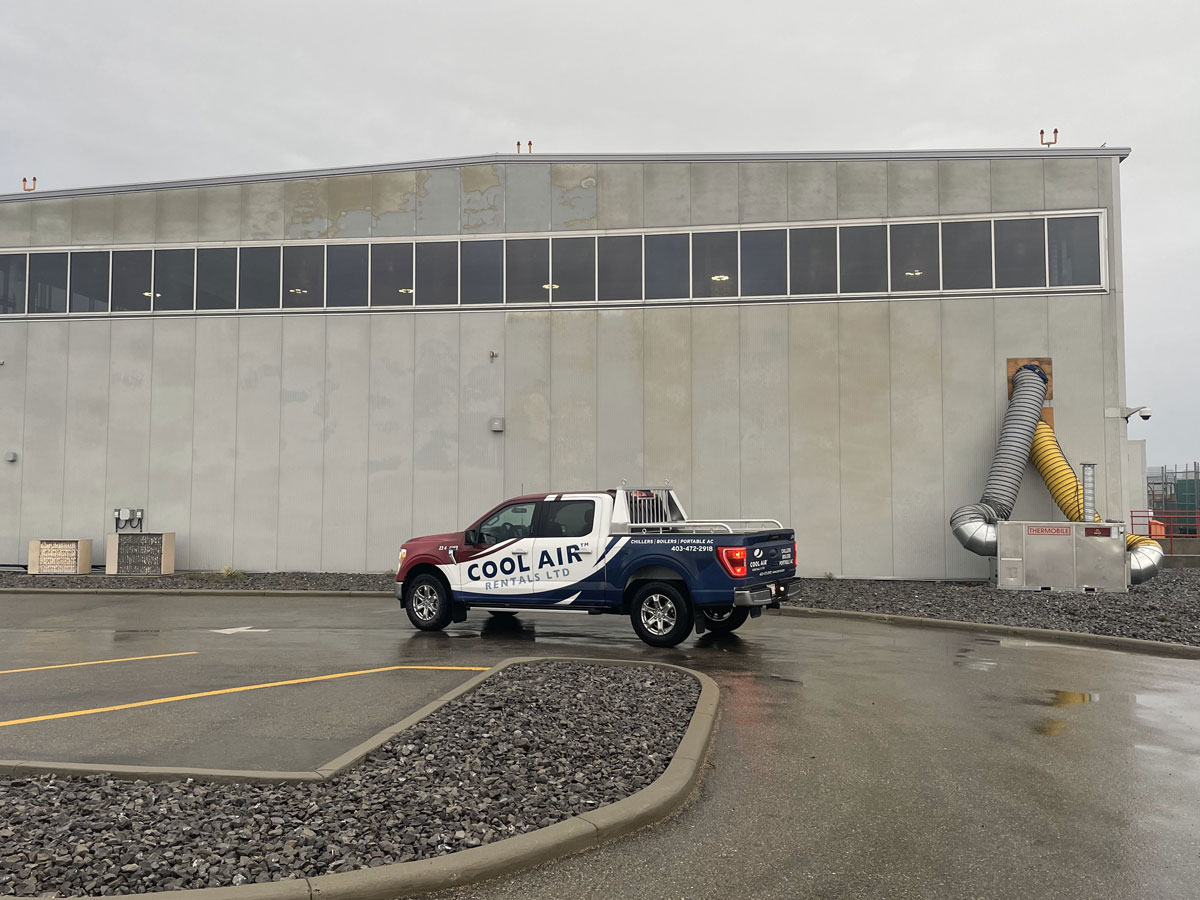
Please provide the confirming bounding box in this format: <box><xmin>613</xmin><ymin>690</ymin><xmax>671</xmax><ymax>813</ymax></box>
<box><xmin>0</xmin><ymin>147</ymin><xmax>1132</xmax><ymax>202</ymax></box>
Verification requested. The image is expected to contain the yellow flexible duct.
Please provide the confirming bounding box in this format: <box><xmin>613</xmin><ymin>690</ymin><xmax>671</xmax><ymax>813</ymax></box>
<box><xmin>1030</xmin><ymin>419</ymin><xmax>1163</xmax><ymax>581</ymax></box>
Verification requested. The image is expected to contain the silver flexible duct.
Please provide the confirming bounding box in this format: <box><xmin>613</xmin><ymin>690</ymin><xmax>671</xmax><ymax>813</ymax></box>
<box><xmin>1129</xmin><ymin>540</ymin><xmax>1165</xmax><ymax>584</ymax></box>
<box><xmin>949</xmin><ymin>365</ymin><xmax>1049</xmax><ymax>556</ymax></box>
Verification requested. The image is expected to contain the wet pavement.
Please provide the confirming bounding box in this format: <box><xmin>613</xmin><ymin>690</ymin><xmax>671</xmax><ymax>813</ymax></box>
<box><xmin>2</xmin><ymin>593</ymin><xmax>1199</xmax><ymax>897</ymax></box>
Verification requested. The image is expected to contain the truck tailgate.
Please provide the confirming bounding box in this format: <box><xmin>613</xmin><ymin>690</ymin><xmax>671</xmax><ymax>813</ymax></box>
<box><xmin>742</xmin><ymin>533</ymin><xmax>796</xmax><ymax>580</ymax></box>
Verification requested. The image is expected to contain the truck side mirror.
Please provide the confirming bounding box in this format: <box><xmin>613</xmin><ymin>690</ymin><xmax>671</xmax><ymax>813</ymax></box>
<box><xmin>465</xmin><ymin>528</ymin><xmax>480</xmax><ymax>546</ymax></box>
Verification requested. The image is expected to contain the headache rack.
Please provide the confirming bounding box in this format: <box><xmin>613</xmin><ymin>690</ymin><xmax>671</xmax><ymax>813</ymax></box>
<box><xmin>610</xmin><ymin>487</ymin><xmax>784</xmax><ymax>535</ymax></box>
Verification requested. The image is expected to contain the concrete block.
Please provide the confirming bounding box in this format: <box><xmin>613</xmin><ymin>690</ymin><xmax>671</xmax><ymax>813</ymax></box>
<box><xmin>551</xmin><ymin>163</ymin><xmax>598</xmax><ymax>231</ymax></box>
<box><xmin>71</xmin><ymin>195</ymin><xmax>115</xmax><ymax>244</ymax></box>
<box><xmin>241</xmin><ymin>181</ymin><xmax>286</xmax><ymax>241</ymax></box>
<box><xmin>739</xmin><ymin>162</ymin><xmax>787</xmax><ymax>224</ymax></box>
<box><xmin>371</xmin><ymin>171</ymin><xmax>418</xmax><ymax>237</ymax></box>
<box><xmin>30</xmin><ymin>198</ymin><xmax>72</xmax><ymax>246</ymax></box>
<box><xmin>991</xmin><ymin>159</ymin><xmax>1044</xmax><ymax>212</ymax></box>
<box><xmin>415</xmin><ymin>168</ymin><xmax>461</xmax><ymax>236</ymax></box>
<box><xmin>113</xmin><ymin>192</ymin><xmax>156</xmax><ymax>244</ymax></box>
<box><xmin>939</xmin><ymin>160</ymin><xmax>991</xmax><ymax>215</ymax></box>
<box><xmin>789</xmin><ymin>162</ymin><xmax>838</xmax><ymax>221</ymax></box>
<box><xmin>1044</xmin><ymin>157</ymin><xmax>1099</xmax><ymax>209</ymax></box>
<box><xmin>0</xmin><ymin>201</ymin><xmax>32</xmax><ymax>247</ymax></box>
<box><xmin>690</xmin><ymin>162</ymin><xmax>739</xmax><ymax>226</ymax></box>
<box><xmin>887</xmin><ymin>160</ymin><xmax>939</xmax><ymax>218</ymax></box>
<box><xmin>461</xmin><ymin>164</ymin><xmax>504</xmax><ymax>233</ymax></box>
<box><xmin>837</xmin><ymin>161</ymin><xmax>887</xmax><ymax>219</ymax></box>
<box><xmin>197</xmin><ymin>185</ymin><xmax>242</xmax><ymax>242</ymax></box>
<box><xmin>505</xmin><ymin>163</ymin><xmax>551</xmax><ymax>233</ymax></box>
<box><xmin>156</xmin><ymin>189</ymin><xmax>199</xmax><ymax>243</ymax></box>
<box><xmin>284</xmin><ymin>179</ymin><xmax>331</xmax><ymax>239</ymax></box>
<box><xmin>643</xmin><ymin>163</ymin><xmax>690</xmax><ymax>227</ymax></box>
<box><xmin>327</xmin><ymin>174</ymin><xmax>372</xmax><ymax>238</ymax></box>
<box><xmin>597</xmin><ymin>164</ymin><xmax>643</xmax><ymax>229</ymax></box>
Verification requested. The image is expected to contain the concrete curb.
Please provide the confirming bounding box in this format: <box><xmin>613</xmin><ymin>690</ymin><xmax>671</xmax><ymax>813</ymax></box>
<box><xmin>774</xmin><ymin>606</ymin><xmax>1200</xmax><ymax>660</ymax></box>
<box><xmin>7</xmin><ymin>656</ymin><xmax>719</xmax><ymax>900</ymax></box>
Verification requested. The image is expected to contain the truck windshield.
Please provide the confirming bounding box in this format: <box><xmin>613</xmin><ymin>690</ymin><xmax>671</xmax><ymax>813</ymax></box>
<box><xmin>478</xmin><ymin>503</ymin><xmax>535</xmax><ymax>545</ymax></box>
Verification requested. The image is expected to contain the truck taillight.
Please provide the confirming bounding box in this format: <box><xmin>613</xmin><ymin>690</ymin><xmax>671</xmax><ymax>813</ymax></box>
<box><xmin>717</xmin><ymin>546</ymin><xmax>747</xmax><ymax>578</ymax></box>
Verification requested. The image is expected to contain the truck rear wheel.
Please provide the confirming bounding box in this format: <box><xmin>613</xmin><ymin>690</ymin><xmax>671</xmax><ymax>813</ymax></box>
<box><xmin>406</xmin><ymin>574</ymin><xmax>453</xmax><ymax>631</ymax></box>
<box><xmin>701</xmin><ymin>606</ymin><xmax>749</xmax><ymax>633</ymax></box>
<box><xmin>630</xmin><ymin>582</ymin><xmax>694</xmax><ymax>648</ymax></box>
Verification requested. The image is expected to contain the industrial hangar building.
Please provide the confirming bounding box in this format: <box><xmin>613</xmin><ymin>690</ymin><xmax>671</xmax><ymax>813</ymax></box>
<box><xmin>0</xmin><ymin>148</ymin><xmax>1139</xmax><ymax>578</ymax></box>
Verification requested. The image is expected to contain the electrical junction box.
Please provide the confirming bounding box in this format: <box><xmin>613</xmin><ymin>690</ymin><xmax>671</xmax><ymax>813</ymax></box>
<box><xmin>990</xmin><ymin>521</ymin><xmax>1128</xmax><ymax>593</ymax></box>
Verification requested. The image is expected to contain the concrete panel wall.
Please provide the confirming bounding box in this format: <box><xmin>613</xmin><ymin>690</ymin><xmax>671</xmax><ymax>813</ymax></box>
<box><xmin>411</xmin><ymin>314</ymin><xmax>459</xmax><ymax>535</ymax></box>
<box><xmin>739</xmin><ymin>305</ymin><xmax>789</xmax><ymax>523</ymax></box>
<box><xmin>31</xmin><ymin>199</ymin><xmax>72</xmax><ymax>247</ymax></box>
<box><xmin>549</xmin><ymin>310</ymin><xmax>598</xmax><ymax>490</ymax></box>
<box><xmin>596</xmin><ymin>309</ymin><xmax>644</xmax><ymax>489</ymax></box>
<box><xmin>284</xmin><ymin>179</ymin><xmax>330</xmax><ymax>240</ymax></box>
<box><xmin>157</xmin><ymin>189</ymin><xmax>200</xmax><ymax>243</ymax></box>
<box><xmin>372</xmin><ymin>171</ymin><xmax>418</xmax><ymax>238</ymax></box>
<box><xmin>939</xmin><ymin>160</ymin><xmax>991</xmax><ymax>215</ymax></box>
<box><xmin>105</xmin><ymin>321</ymin><xmax>154</xmax><ymax>528</ymax></box>
<box><xmin>597</xmin><ymin>165</ymin><xmax>643</xmax><ymax>230</ymax></box>
<box><xmin>888</xmin><ymin>161</ymin><xmax>938</xmax><ymax>218</ymax></box>
<box><xmin>0</xmin><ymin>201</ymin><xmax>31</xmax><ymax>247</ymax></box>
<box><xmin>72</xmin><ymin>196</ymin><xmax>115</xmax><ymax>244</ymax></box>
<box><xmin>114</xmin><ymin>193</ymin><xmax>156</xmax><ymax>244</ymax></box>
<box><xmin>0</xmin><ymin>321</ymin><xmax>28</xmax><ymax>562</ymax></box>
<box><xmin>643</xmin><ymin>164</ymin><xmax>690</xmax><ymax>228</ymax></box>
<box><xmin>691</xmin><ymin>163</ymin><xmax>739</xmax><ymax>226</ymax></box>
<box><xmin>838</xmin><ymin>303</ymin><xmax>893</xmax><ymax>576</ymax></box>
<box><xmin>889</xmin><ymin>301</ymin><xmax>945</xmax><ymax>578</ymax></box>
<box><xmin>461</xmin><ymin>165</ymin><xmax>504</xmax><ymax>235</ymax></box>
<box><xmin>328</xmin><ymin>175</ymin><xmax>372</xmax><ymax>239</ymax></box>
<box><xmin>643</xmin><ymin>307</ymin><xmax>692</xmax><ymax>510</ymax></box>
<box><xmin>366</xmin><ymin>314</ymin><xmax>416</xmax><ymax>566</ymax></box>
<box><xmin>415</xmin><ymin>169</ymin><xmax>461</xmax><ymax>236</ymax></box>
<box><xmin>691</xmin><ymin>306</ymin><xmax>740</xmax><ymax>518</ymax></box>
<box><xmin>60</xmin><ymin>321</ymin><xmax>111</xmax><ymax>548</ymax></box>
<box><xmin>321</xmin><ymin>316</ymin><xmax>371</xmax><ymax>571</ymax></box>
<box><xmin>788</xmin><ymin>162</ymin><xmax>837</xmax><ymax>222</ymax></box>
<box><xmin>198</xmin><ymin>185</ymin><xmax>242</xmax><ymax>242</ymax></box>
<box><xmin>503</xmin><ymin>311</ymin><xmax>551</xmax><ymax>497</ymax></box>
<box><xmin>189</xmin><ymin>317</ymin><xmax>239</xmax><ymax>569</ymax></box>
<box><xmin>551</xmin><ymin>164</ymin><xmax>597</xmax><ymax>231</ymax></box>
<box><xmin>789</xmin><ymin>303</ymin><xmax>842</xmax><ymax>576</ymax></box>
<box><xmin>231</xmin><ymin>317</ymin><xmax>282</xmax><ymax>569</ymax></box>
<box><xmin>148</xmin><ymin>318</ymin><xmax>196</xmax><ymax>567</ymax></box>
<box><xmin>18</xmin><ymin>323</ymin><xmax>68</xmax><ymax>544</ymax></box>
<box><xmin>276</xmin><ymin>316</ymin><xmax>326</xmax><ymax>571</ymax></box>
<box><xmin>505</xmin><ymin>164</ymin><xmax>551</xmax><ymax>233</ymax></box>
<box><xmin>837</xmin><ymin>162</ymin><xmax>888</xmax><ymax>219</ymax></box>
<box><xmin>457</xmin><ymin>312</ymin><xmax>506</xmax><ymax>529</ymax></box>
<box><xmin>740</xmin><ymin>163</ymin><xmax>787</xmax><ymax>224</ymax></box>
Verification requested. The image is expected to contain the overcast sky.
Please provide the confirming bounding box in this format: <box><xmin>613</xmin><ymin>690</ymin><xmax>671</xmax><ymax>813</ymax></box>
<box><xmin>2</xmin><ymin>0</ymin><xmax>1196</xmax><ymax>465</ymax></box>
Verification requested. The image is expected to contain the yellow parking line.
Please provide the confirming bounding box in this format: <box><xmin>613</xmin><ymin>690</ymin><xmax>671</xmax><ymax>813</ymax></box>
<box><xmin>0</xmin><ymin>664</ymin><xmax>491</xmax><ymax>729</ymax></box>
<box><xmin>0</xmin><ymin>651</ymin><xmax>199</xmax><ymax>676</ymax></box>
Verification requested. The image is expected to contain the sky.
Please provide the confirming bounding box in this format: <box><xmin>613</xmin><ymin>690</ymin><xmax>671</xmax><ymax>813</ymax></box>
<box><xmin>1</xmin><ymin>0</ymin><xmax>1196</xmax><ymax>464</ymax></box>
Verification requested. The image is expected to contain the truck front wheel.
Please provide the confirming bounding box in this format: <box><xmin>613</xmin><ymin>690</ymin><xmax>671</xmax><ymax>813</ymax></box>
<box><xmin>700</xmin><ymin>606</ymin><xmax>750</xmax><ymax>633</ymax></box>
<box><xmin>406</xmin><ymin>574</ymin><xmax>453</xmax><ymax>631</ymax></box>
<box><xmin>630</xmin><ymin>582</ymin><xmax>694</xmax><ymax>648</ymax></box>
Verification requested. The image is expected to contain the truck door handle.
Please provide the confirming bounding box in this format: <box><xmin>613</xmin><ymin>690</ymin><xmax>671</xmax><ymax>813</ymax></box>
<box><xmin>511</xmin><ymin>548</ymin><xmax>528</xmax><ymax>555</ymax></box>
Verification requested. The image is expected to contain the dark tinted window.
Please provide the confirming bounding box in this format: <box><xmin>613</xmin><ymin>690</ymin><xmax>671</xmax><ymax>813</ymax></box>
<box><xmin>789</xmin><ymin>228</ymin><xmax>837</xmax><ymax>295</ymax></box>
<box><xmin>415</xmin><ymin>241</ymin><xmax>457</xmax><ymax>305</ymax></box>
<box><xmin>507</xmin><ymin>239</ymin><xmax>549</xmax><ymax>303</ymax></box>
<box><xmin>537</xmin><ymin>500</ymin><xmax>596</xmax><ymax>538</ymax></box>
<box><xmin>740</xmin><ymin>229</ymin><xmax>786</xmax><ymax>297</ymax></box>
<box><xmin>597</xmin><ymin>235</ymin><xmax>641</xmax><ymax>301</ymax></box>
<box><xmin>889</xmin><ymin>223</ymin><xmax>939</xmax><ymax>292</ymax></box>
<box><xmin>839</xmin><ymin>226</ymin><xmax>887</xmax><ymax>293</ymax></box>
<box><xmin>239</xmin><ymin>246</ymin><xmax>281</xmax><ymax>309</ymax></box>
<box><xmin>154</xmin><ymin>249</ymin><xmax>194</xmax><ymax>311</ymax></box>
<box><xmin>196</xmin><ymin>248</ymin><xmax>237</xmax><ymax>310</ymax></box>
<box><xmin>327</xmin><ymin>244</ymin><xmax>368</xmax><ymax>307</ymax></box>
<box><xmin>371</xmin><ymin>243</ymin><xmax>413</xmax><ymax>306</ymax></box>
<box><xmin>283</xmin><ymin>245</ymin><xmax>324</xmax><ymax>308</ymax></box>
<box><xmin>111</xmin><ymin>250</ymin><xmax>152</xmax><ymax>312</ymax></box>
<box><xmin>1048</xmin><ymin>216</ymin><xmax>1101</xmax><ymax>286</ymax></box>
<box><xmin>29</xmin><ymin>253</ymin><xmax>67</xmax><ymax>314</ymax></box>
<box><xmin>461</xmin><ymin>240</ymin><xmax>503</xmax><ymax>304</ymax></box>
<box><xmin>477</xmin><ymin>502</ymin><xmax>537</xmax><ymax>545</ymax></box>
<box><xmin>645</xmin><ymin>233</ymin><xmax>689</xmax><ymax>300</ymax></box>
<box><xmin>995</xmin><ymin>219</ymin><xmax>1046</xmax><ymax>288</ymax></box>
<box><xmin>0</xmin><ymin>254</ymin><xmax>26</xmax><ymax>314</ymax></box>
<box><xmin>692</xmin><ymin>231</ymin><xmax>738</xmax><ymax>298</ymax></box>
<box><xmin>69</xmin><ymin>251</ymin><xmax>109</xmax><ymax>313</ymax></box>
<box><xmin>941</xmin><ymin>220</ymin><xmax>992</xmax><ymax>290</ymax></box>
<box><xmin>552</xmin><ymin>237</ymin><xmax>595</xmax><ymax>302</ymax></box>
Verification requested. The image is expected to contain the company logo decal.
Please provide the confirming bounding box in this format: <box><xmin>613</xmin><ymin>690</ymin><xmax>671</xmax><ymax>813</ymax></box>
<box><xmin>1027</xmin><ymin>525</ymin><xmax>1072</xmax><ymax>536</ymax></box>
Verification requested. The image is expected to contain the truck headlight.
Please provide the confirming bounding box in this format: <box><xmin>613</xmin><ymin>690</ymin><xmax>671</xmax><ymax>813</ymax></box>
<box><xmin>398</xmin><ymin>548</ymin><xmax>407</xmax><ymax>570</ymax></box>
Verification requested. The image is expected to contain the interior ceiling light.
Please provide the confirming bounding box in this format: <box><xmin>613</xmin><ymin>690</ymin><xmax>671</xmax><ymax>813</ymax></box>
<box><xmin>711</xmin><ymin>274</ymin><xmax>730</xmax><ymax>282</ymax></box>
<box><xmin>141</xmin><ymin>292</ymin><xmax>161</xmax><ymax>298</ymax></box>
<box><xmin>905</xmin><ymin>269</ymin><xmax>923</xmax><ymax>277</ymax></box>
<box><xmin>397</xmin><ymin>288</ymin><xmax>414</xmax><ymax>294</ymax></box>
<box><xmin>287</xmin><ymin>288</ymin><xmax>308</xmax><ymax>294</ymax></box>
<box><xmin>542</xmin><ymin>283</ymin><xmax>560</xmax><ymax>290</ymax></box>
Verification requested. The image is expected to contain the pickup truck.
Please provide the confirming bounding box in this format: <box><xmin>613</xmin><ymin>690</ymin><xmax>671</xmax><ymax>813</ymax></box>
<box><xmin>395</xmin><ymin>487</ymin><xmax>800</xmax><ymax>647</ymax></box>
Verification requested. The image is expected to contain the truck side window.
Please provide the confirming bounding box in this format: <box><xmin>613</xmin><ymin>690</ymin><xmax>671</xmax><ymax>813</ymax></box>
<box><xmin>477</xmin><ymin>504</ymin><xmax>536</xmax><ymax>545</ymax></box>
<box><xmin>537</xmin><ymin>500</ymin><xmax>595</xmax><ymax>538</ymax></box>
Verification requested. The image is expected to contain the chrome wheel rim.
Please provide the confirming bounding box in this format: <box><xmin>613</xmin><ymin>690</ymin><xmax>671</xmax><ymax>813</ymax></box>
<box><xmin>412</xmin><ymin>584</ymin><xmax>440</xmax><ymax>621</ymax></box>
<box><xmin>705</xmin><ymin>608</ymin><xmax>733</xmax><ymax>622</ymax></box>
<box><xmin>640</xmin><ymin>594</ymin><xmax>677</xmax><ymax>636</ymax></box>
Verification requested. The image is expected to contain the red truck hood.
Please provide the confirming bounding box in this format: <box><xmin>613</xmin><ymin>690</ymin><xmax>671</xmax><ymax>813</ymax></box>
<box><xmin>403</xmin><ymin>532</ymin><xmax>462</xmax><ymax>551</ymax></box>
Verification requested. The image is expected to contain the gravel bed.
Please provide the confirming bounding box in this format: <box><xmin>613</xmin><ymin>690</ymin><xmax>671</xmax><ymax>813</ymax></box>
<box><xmin>0</xmin><ymin>571</ymin><xmax>395</xmax><ymax>593</ymax></box>
<box><xmin>786</xmin><ymin>566</ymin><xmax>1200</xmax><ymax>647</ymax></box>
<box><xmin>0</xmin><ymin>661</ymin><xmax>700</xmax><ymax>897</ymax></box>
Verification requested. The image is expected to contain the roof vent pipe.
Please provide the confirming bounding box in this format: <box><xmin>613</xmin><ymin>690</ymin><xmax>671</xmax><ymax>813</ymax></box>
<box><xmin>1081</xmin><ymin>463</ymin><xmax>1097</xmax><ymax>523</ymax></box>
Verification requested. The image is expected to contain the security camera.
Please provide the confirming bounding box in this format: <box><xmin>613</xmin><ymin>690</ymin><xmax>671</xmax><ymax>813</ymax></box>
<box><xmin>1122</xmin><ymin>405</ymin><xmax>1152</xmax><ymax>422</ymax></box>
<box><xmin>1138</xmin><ymin>407</ymin><xmax>1152</xmax><ymax>421</ymax></box>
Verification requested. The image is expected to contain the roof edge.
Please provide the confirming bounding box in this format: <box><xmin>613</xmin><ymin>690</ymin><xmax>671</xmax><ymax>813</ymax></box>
<box><xmin>1</xmin><ymin>147</ymin><xmax>1132</xmax><ymax>202</ymax></box>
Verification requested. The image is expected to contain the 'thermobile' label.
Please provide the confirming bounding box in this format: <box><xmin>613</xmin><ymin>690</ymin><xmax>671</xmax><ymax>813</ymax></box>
<box><xmin>1027</xmin><ymin>525</ymin><xmax>1071</xmax><ymax>536</ymax></box>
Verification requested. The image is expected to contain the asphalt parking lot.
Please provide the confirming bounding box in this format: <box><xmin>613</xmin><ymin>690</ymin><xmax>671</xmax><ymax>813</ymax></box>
<box><xmin>2</xmin><ymin>592</ymin><xmax>1200</xmax><ymax>899</ymax></box>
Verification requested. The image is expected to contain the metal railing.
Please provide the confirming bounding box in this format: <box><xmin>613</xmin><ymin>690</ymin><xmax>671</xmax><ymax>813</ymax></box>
<box><xmin>1130</xmin><ymin>509</ymin><xmax>1200</xmax><ymax>554</ymax></box>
